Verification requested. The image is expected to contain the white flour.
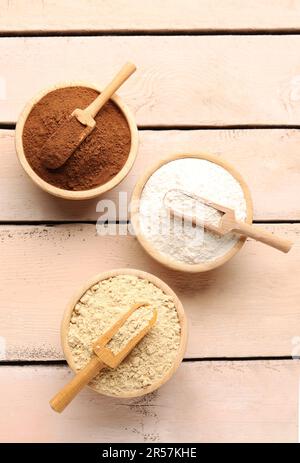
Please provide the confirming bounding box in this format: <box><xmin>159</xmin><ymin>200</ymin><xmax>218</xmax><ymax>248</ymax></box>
<box><xmin>139</xmin><ymin>158</ymin><xmax>247</xmax><ymax>264</ymax></box>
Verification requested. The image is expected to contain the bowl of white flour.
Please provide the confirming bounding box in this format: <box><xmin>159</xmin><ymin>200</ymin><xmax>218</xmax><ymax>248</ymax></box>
<box><xmin>61</xmin><ymin>268</ymin><xmax>187</xmax><ymax>398</ymax></box>
<box><xmin>131</xmin><ymin>153</ymin><xmax>253</xmax><ymax>272</ymax></box>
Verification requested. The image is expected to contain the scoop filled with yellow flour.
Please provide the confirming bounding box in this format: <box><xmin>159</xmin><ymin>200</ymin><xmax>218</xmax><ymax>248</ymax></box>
<box><xmin>106</xmin><ymin>305</ymin><xmax>155</xmax><ymax>355</ymax></box>
<box><xmin>67</xmin><ymin>273</ymin><xmax>184</xmax><ymax>397</ymax></box>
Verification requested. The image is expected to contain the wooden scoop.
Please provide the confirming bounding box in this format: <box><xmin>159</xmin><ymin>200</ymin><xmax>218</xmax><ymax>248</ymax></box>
<box><xmin>164</xmin><ymin>189</ymin><xmax>293</xmax><ymax>253</ymax></box>
<box><xmin>43</xmin><ymin>62</ymin><xmax>136</xmax><ymax>170</ymax></box>
<box><xmin>50</xmin><ymin>302</ymin><xmax>157</xmax><ymax>413</ymax></box>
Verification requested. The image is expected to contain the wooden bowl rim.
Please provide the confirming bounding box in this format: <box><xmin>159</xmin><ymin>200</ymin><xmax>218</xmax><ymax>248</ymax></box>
<box><xmin>131</xmin><ymin>153</ymin><xmax>253</xmax><ymax>273</ymax></box>
<box><xmin>61</xmin><ymin>268</ymin><xmax>188</xmax><ymax>398</ymax></box>
<box><xmin>15</xmin><ymin>81</ymin><xmax>139</xmax><ymax>200</ymax></box>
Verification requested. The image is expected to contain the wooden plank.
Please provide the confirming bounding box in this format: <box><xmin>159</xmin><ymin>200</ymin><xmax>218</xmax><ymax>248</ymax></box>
<box><xmin>2</xmin><ymin>36</ymin><xmax>300</xmax><ymax>126</ymax></box>
<box><xmin>0</xmin><ymin>224</ymin><xmax>299</xmax><ymax>361</ymax></box>
<box><xmin>2</xmin><ymin>128</ymin><xmax>300</xmax><ymax>221</ymax></box>
<box><xmin>0</xmin><ymin>361</ymin><xmax>298</xmax><ymax>443</ymax></box>
<box><xmin>2</xmin><ymin>1</ymin><xmax>300</xmax><ymax>33</ymax></box>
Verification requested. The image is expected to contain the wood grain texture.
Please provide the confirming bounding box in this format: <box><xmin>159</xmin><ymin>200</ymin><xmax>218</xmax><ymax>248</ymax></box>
<box><xmin>3</xmin><ymin>128</ymin><xmax>300</xmax><ymax>221</ymax></box>
<box><xmin>2</xmin><ymin>36</ymin><xmax>300</xmax><ymax>125</ymax></box>
<box><xmin>2</xmin><ymin>0</ymin><xmax>300</xmax><ymax>32</ymax></box>
<box><xmin>1</xmin><ymin>224</ymin><xmax>299</xmax><ymax>361</ymax></box>
<box><xmin>0</xmin><ymin>361</ymin><xmax>298</xmax><ymax>443</ymax></box>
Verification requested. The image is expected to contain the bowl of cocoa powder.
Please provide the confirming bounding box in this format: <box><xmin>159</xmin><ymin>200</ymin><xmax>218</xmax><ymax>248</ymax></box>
<box><xmin>15</xmin><ymin>83</ymin><xmax>138</xmax><ymax>199</ymax></box>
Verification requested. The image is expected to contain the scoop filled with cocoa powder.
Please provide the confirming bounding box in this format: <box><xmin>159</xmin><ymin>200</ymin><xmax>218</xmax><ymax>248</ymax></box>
<box><xmin>22</xmin><ymin>86</ymin><xmax>132</xmax><ymax>191</ymax></box>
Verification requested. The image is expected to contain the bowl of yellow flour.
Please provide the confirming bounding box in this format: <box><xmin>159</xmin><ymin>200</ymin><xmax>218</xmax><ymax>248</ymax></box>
<box><xmin>61</xmin><ymin>268</ymin><xmax>188</xmax><ymax>398</ymax></box>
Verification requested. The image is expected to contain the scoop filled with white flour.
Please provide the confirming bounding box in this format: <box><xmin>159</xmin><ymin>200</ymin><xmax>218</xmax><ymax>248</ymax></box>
<box><xmin>134</xmin><ymin>156</ymin><xmax>251</xmax><ymax>270</ymax></box>
<box><xmin>65</xmin><ymin>272</ymin><xmax>186</xmax><ymax>397</ymax></box>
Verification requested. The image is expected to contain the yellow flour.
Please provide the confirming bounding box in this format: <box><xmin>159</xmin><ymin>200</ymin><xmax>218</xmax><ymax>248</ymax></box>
<box><xmin>107</xmin><ymin>305</ymin><xmax>154</xmax><ymax>355</ymax></box>
<box><xmin>68</xmin><ymin>275</ymin><xmax>181</xmax><ymax>396</ymax></box>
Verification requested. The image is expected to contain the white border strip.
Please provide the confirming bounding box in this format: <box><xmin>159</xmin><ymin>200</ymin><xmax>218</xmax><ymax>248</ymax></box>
<box><xmin>298</xmin><ymin>375</ymin><xmax>300</xmax><ymax>443</ymax></box>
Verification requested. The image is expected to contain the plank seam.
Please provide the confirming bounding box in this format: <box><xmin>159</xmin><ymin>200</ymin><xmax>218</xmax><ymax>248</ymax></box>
<box><xmin>183</xmin><ymin>356</ymin><xmax>297</xmax><ymax>362</ymax></box>
<box><xmin>0</xmin><ymin>356</ymin><xmax>297</xmax><ymax>367</ymax></box>
<box><xmin>2</xmin><ymin>124</ymin><xmax>300</xmax><ymax>131</ymax></box>
<box><xmin>0</xmin><ymin>220</ymin><xmax>299</xmax><ymax>226</ymax></box>
<box><xmin>3</xmin><ymin>30</ymin><xmax>300</xmax><ymax>38</ymax></box>
<box><xmin>141</xmin><ymin>125</ymin><xmax>300</xmax><ymax>130</ymax></box>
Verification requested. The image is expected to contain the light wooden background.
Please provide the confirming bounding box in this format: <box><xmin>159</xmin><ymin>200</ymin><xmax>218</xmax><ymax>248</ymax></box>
<box><xmin>1</xmin><ymin>0</ymin><xmax>300</xmax><ymax>443</ymax></box>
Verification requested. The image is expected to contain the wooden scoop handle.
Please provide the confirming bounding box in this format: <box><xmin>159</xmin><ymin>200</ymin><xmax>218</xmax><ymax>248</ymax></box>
<box><xmin>233</xmin><ymin>221</ymin><xmax>293</xmax><ymax>253</ymax></box>
<box><xmin>49</xmin><ymin>356</ymin><xmax>105</xmax><ymax>413</ymax></box>
<box><xmin>85</xmin><ymin>62</ymin><xmax>136</xmax><ymax>118</ymax></box>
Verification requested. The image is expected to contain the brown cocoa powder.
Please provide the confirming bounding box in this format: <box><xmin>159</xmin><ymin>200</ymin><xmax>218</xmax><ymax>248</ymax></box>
<box><xmin>22</xmin><ymin>86</ymin><xmax>131</xmax><ymax>191</ymax></box>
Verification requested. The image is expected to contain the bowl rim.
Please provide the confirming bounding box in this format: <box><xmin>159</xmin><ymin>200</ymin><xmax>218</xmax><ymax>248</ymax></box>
<box><xmin>15</xmin><ymin>81</ymin><xmax>139</xmax><ymax>200</ymax></box>
<box><xmin>130</xmin><ymin>153</ymin><xmax>253</xmax><ymax>273</ymax></box>
<box><xmin>61</xmin><ymin>268</ymin><xmax>188</xmax><ymax>398</ymax></box>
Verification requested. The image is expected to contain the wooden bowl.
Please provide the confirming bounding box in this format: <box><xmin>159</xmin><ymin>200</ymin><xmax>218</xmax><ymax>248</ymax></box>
<box><xmin>131</xmin><ymin>153</ymin><xmax>253</xmax><ymax>273</ymax></box>
<box><xmin>61</xmin><ymin>268</ymin><xmax>188</xmax><ymax>398</ymax></box>
<box><xmin>15</xmin><ymin>82</ymin><xmax>138</xmax><ymax>200</ymax></box>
